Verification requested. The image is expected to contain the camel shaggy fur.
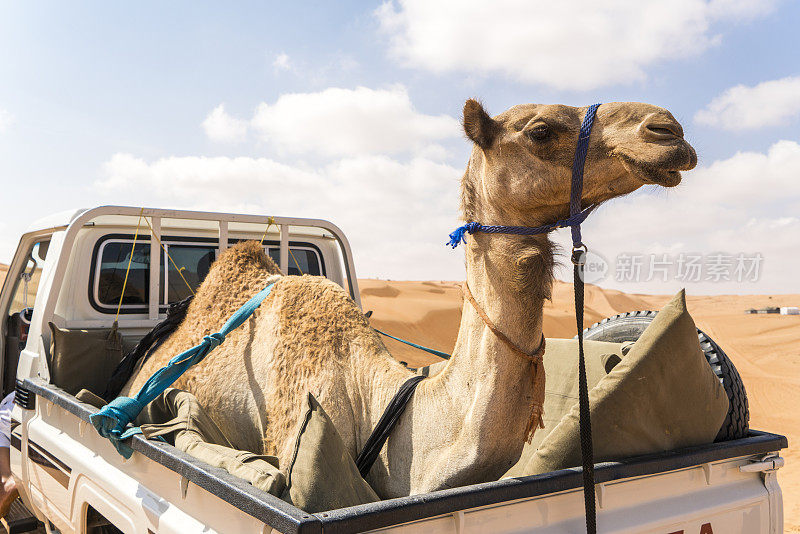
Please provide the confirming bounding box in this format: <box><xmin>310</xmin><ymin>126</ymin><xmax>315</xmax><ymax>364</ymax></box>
<box><xmin>125</xmin><ymin>100</ymin><xmax>697</xmax><ymax>498</ymax></box>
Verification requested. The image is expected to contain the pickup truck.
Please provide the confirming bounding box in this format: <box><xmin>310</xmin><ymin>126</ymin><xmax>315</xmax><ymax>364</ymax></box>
<box><xmin>0</xmin><ymin>205</ymin><xmax>787</xmax><ymax>533</ymax></box>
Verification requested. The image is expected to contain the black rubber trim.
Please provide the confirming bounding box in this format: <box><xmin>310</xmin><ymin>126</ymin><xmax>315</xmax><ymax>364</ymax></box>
<box><xmin>14</xmin><ymin>379</ymin><xmax>34</xmax><ymax>410</ymax></box>
<box><xmin>22</xmin><ymin>377</ymin><xmax>787</xmax><ymax>534</ymax></box>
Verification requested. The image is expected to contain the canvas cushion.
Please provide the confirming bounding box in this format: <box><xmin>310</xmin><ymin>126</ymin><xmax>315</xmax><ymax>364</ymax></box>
<box><xmin>509</xmin><ymin>290</ymin><xmax>729</xmax><ymax>477</ymax></box>
<box><xmin>48</xmin><ymin>322</ymin><xmax>124</xmax><ymax>396</ymax></box>
<box><xmin>282</xmin><ymin>393</ymin><xmax>379</xmax><ymax>512</ymax></box>
<box><xmin>504</xmin><ymin>338</ymin><xmax>627</xmax><ymax>477</ymax></box>
<box><xmin>139</xmin><ymin>389</ymin><xmax>286</xmax><ymax>496</ymax></box>
<box><xmin>81</xmin><ymin>387</ymin><xmax>378</xmax><ymax>509</ymax></box>
<box><xmin>77</xmin><ymin>387</ymin><xmax>286</xmax><ymax>496</ymax></box>
<box><xmin>75</xmin><ymin>389</ymin><xmax>107</xmax><ymax>409</ymax></box>
<box><xmin>423</xmin><ymin>339</ymin><xmax>626</xmax><ymax>478</ymax></box>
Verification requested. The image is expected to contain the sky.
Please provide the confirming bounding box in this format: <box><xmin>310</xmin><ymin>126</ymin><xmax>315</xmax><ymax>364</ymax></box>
<box><xmin>0</xmin><ymin>1</ymin><xmax>799</xmax><ymax>294</ymax></box>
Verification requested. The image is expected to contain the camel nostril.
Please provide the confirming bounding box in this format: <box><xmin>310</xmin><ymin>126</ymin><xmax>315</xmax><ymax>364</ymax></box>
<box><xmin>643</xmin><ymin>122</ymin><xmax>683</xmax><ymax>140</ymax></box>
<box><xmin>648</xmin><ymin>126</ymin><xmax>675</xmax><ymax>136</ymax></box>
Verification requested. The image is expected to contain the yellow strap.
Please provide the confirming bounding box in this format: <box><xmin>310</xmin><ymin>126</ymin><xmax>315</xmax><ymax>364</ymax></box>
<box><xmin>141</xmin><ymin>214</ymin><xmax>196</xmax><ymax>297</ymax></box>
<box><xmin>259</xmin><ymin>216</ymin><xmax>303</xmax><ymax>274</ymax></box>
<box><xmin>259</xmin><ymin>216</ymin><xmax>276</xmax><ymax>245</ymax></box>
<box><xmin>115</xmin><ymin>208</ymin><xmax>144</xmax><ymax>323</ymax></box>
<box><xmin>288</xmin><ymin>247</ymin><xmax>304</xmax><ymax>275</ymax></box>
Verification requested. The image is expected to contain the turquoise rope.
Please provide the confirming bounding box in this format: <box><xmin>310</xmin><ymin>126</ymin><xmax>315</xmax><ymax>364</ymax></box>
<box><xmin>91</xmin><ymin>281</ymin><xmax>277</xmax><ymax>458</ymax></box>
<box><xmin>373</xmin><ymin>328</ymin><xmax>451</xmax><ymax>360</ymax></box>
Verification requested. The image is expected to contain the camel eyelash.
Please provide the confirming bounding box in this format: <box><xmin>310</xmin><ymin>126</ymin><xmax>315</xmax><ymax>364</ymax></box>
<box><xmin>527</xmin><ymin>124</ymin><xmax>550</xmax><ymax>140</ymax></box>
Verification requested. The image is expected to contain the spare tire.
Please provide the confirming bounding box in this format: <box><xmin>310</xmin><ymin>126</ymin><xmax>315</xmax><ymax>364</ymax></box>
<box><xmin>578</xmin><ymin>311</ymin><xmax>749</xmax><ymax>442</ymax></box>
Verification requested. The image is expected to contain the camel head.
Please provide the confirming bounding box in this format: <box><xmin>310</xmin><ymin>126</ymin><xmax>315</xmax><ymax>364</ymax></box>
<box><xmin>461</xmin><ymin>100</ymin><xmax>697</xmax><ymax>226</ymax></box>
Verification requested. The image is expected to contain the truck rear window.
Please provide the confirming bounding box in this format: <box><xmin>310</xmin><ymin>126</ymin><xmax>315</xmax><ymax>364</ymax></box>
<box><xmin>91</xmin><ymin>236</ymin><xmax>324</xmax><ymax>314</ymax></box>
<box><xmin>267</xmin><ymin>248</ymin><xmax>321</xmax><ymax>276</ymax></box>
<box><xmin>96</xmin><ymin>241</ymin><xmax>151</xmax><ymax>306</ymax></box>
<box><xmin>164</xmin><ymin>244</ymin><xmax>216</xmax><ymax>302</ymax></box>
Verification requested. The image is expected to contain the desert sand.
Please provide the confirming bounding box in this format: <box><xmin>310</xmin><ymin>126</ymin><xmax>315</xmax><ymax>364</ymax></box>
<box><xmin>361</xmin><ymin>278</ymin><xmax>800</xmax><ymax>531</ymax></box>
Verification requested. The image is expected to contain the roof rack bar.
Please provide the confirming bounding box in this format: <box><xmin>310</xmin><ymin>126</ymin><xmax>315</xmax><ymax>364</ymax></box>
<box><xmin>218</xmin><ymin>220</ymin><xmax>229</xmax><ymax>254</ymax></box>
<box><xmin>149</xmin><ymin>217</ymin><xmax>161</xmax><ymax>320</ymax></box>
<box><xmin>279</xmin><ymin>224</ymin><xmax>289</xmax><ymax>275</ymax></box>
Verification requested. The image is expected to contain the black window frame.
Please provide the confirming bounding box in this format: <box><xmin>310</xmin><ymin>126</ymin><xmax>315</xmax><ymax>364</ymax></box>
<box><xmin>88</xmin><ymin>234</ymin><xmax>326</xmax><ymax>315</ymax></box>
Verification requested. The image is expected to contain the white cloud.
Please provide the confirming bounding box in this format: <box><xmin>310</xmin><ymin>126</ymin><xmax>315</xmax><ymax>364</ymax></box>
<box><xmin>250</xmin><ymin>85</ymin><xmax>460</xmax><ymax>157</ymax></box>
<box><xmin>272</xmin><ymin>52</ymin><xmax>291</xmax><ymax>72</ymax></box>
<box><xmin>267</xmin><ymin>52</ymin><xmax>359</xmax><ymax>83</ymax></box>
<box><xmin>376</xmin><ymin>0</ymin><xmax>776</xmax><ymax>90</ymax></box>
<box><xmin>552</xmin><ymin>140</ymin><xmax>800</xmax><ymax>294</ymax></box>
<box><xmin>202</xmin><ymin>104</ymin><xmax>248</xmax><ymax>142</ymax></box>
<box><xmin>0</xmin><ymin>109</ymin><xmax>13</xmax><ymax>133</ymax></box>
<box><xmin>694</xmin><ymin>76</ymin><xmax>800</xmax><ymax>130</ymax></box>
<box><xmin>97</xmin><ymin>153</ymin><xmax>464</xmax><ymax>280</ymax></box>
<box><xmin>177</xmin><ymin>85</ymin><xmax>464</xmax><ymax>277</ymax></box>
<box><xmin>707</xmin><ymin>0</ymin><xmax>778</xmax><ymax>18</ymax></box>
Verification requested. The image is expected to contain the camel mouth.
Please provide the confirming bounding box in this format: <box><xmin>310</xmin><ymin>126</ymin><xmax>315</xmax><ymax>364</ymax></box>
<box><xmin>614</xmin><ymin>151</ymin><xmax>692</xmax><ymax>188</ymax></box>
<box><xmin>640</xmin><ymin>168</ymin><xmax>682</xmax><ymax>187</ymax></box>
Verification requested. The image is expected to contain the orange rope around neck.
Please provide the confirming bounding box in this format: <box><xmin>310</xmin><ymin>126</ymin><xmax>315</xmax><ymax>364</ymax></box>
<box><xmin>463</xmin><ymin>282</ymin><xmax>546</xmax><ymax>443</ymax></box>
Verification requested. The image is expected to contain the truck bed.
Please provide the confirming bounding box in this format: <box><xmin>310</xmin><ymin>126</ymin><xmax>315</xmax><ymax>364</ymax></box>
<box><xmin>21</xmin><ymin>377</ymin><xmax>787</xmax><ymax>534</ymax></box>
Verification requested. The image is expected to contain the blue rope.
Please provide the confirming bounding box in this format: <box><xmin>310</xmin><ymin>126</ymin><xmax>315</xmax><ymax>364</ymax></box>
<box><xmin>447</xmin><ymin>103</ymin><xmax>602</xmax><ymax>249</ymax></box>
<box><xmin>91</xmin><ymin>280</ymin><xmax>278</xmax><ymax>458</ymax></box>
<box><xmin>570</xmin><ymin>103</ymin><xmax>600</xmax><ymax>246</ymax></box>
<box><xmin>447</xmin><ymin>204</ymin><xmax>598</xmax><ymax>249</ymax></box>
<box><xmin>374</xmin><ymin>327</ymin><xmax>451</xmax><ymax>359</ymax></box>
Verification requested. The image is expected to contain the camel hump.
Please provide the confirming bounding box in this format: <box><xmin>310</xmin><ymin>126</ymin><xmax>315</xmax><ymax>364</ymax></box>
<box><xmin>270</xmin><ymin>275</ymin><xmax>376</xmax><ymax>348</ymax></box>
<box><xmin>216</xmin><ymin>240</ymin><xmax>281</xmax><ymax>276</ymax></box>
<box><xmin>182</xmin><ymin>240</ymin><xmax>281</xmax><ymax>330</ymax></box>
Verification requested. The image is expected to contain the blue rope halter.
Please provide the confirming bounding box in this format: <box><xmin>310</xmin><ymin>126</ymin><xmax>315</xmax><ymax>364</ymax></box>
<box><xmin>447</xmin><ymin>103</ymin><xmax>601</xmax><ymax>252</ymax></box>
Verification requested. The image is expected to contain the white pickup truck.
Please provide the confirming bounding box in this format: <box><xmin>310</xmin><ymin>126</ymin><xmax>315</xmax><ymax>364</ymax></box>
<box><xmin>0</xmin><ymin>206</ymin><xmax>787</xmax><ymax>533</ymax></box>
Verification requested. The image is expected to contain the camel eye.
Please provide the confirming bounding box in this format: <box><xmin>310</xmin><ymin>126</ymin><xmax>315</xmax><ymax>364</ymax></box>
<box><xmin>528</xmin><ymin>124</ymin><xmax>550</xmax><ymax>141</ymax></box>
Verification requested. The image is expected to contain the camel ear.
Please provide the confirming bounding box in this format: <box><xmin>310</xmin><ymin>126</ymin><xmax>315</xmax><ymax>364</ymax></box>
<box><xmin>463</xmin><ymin>99</ymin><xmax>500</xmax><ymax>149</ymax></box>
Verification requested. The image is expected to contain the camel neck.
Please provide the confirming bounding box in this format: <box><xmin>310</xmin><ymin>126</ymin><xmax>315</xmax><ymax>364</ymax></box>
<box><xmin>457</xmin><ymin>233</ymin><xmax>549</xmax><ymax>355</ymax></box>
<box><xmin>355</xmin><ymin>217</ymin><xmax>554</xmax><ymax>496</ymax></box>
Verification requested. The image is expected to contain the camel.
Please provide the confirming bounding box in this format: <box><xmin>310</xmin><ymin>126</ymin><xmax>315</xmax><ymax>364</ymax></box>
<box><xmin>124</xmin><ymin>100</ymin><xmax>697</xmax><ymax>499</ymax></box>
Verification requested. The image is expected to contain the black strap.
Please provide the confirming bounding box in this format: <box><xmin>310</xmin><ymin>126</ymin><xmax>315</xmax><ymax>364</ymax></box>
<box><xmin>355</xmin><ymin>374</ymin><xmax>425</xmax><ymax>478</ymax></box>
<box><xmin>573</xmin><ymin>254</ymin><xmax>597</xmax><ymax>533</ymax></box>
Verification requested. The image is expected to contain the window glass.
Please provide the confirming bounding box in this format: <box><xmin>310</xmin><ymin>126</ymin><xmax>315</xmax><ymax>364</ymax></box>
<box><xmin>164</xmin><ymin>245</ymin><xmax>216</xmax><ymax>302</ymax></box>
<box><xmin>91</xmin><ymin>238</ymin><xmax>324</xmax><ymax>313</ymax></box>
<box><xmin>267</xmin><ymin>247</ymin><xmax>321</xmax><ymax>276</ymax></box>
<box><xmin>97</xmin><ymin>241</ymin><xmax>150</xmax><ymax>307</ymax></box>
<box><xmin>9</xmin><ymin>240</ymin><xmax>50</xmax><ymax>315</ymax></box>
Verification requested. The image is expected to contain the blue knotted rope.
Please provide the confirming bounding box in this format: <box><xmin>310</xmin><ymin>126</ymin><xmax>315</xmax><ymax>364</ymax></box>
<box><xmin>373</xmin><ymin>327</ymin><xmax>451</xmax><ymax>359</ymax></box>
<box><xmin>447</xmin><ymin>103</ymin><xmax>602</xmax><ymax>249</ymax></box>
<box><xmin>447</xmin><ymin>205</ymin><xmax>598</xmax><ymax>249</ymax></box>
<box><xmin>569</xmin><ymin>103</ymin><xmax>600</xmax><ymax>246</ymax></box>
<box><xmin>91</xmin><ymin>280</ymin><xmax>278</xmax><ymax>458</ymax></box>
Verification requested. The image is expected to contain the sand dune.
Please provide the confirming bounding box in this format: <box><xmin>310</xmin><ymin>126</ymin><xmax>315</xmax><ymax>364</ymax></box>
<box><xmin>361</xmin><ymin>278</ymin><xmax>800</xmax><ymax>530</ymax></box>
